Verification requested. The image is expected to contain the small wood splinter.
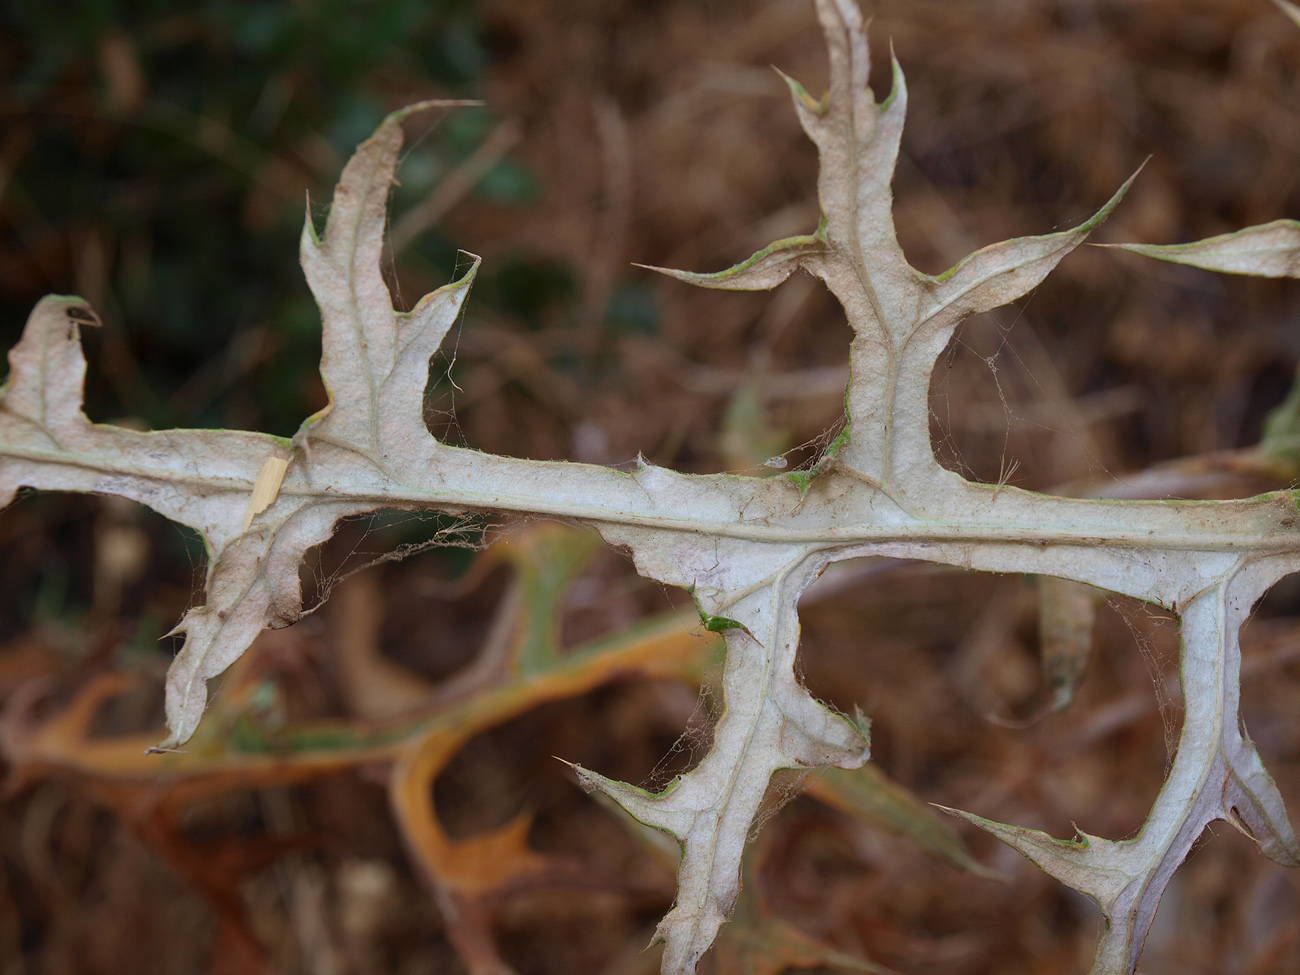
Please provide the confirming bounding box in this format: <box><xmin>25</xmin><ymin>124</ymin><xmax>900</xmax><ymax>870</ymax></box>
<box><xmin>241</xmin><ymin>455</ymin><xmax>290</xmax><ymax>532</ymax></box>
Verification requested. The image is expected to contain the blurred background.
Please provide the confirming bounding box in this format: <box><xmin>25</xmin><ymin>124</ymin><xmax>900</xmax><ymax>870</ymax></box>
<box><xmin>1</xmin><ymin>0</ymin><xmax>1300</xmax><ymax>973</ymax></box>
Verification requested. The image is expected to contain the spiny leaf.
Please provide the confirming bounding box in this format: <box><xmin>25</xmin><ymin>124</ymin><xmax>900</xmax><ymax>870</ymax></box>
<box><xmin>936</xmin><ymin>807</ymin><xmax>1134</xmax><ymax>911</ymax></box>
<box><xmin>576</xmin><ymin>550</ymin><xmax>870</xmax><ymax>974</ymax></box>
<box><xmin>299</xmin><ymin>100</ymin><xmax>484</xmax><ymax>459</ymax></box>
<box><xmin>1109</xmin><ymin>219</ymin><xmax>1300</xmax><ymax>278</ymax></box>
<box><xmin>5</xmin><ymin>1</ymin><xmax>1300</xmax><ymax>972</ymax></box>
<box><xmin>1222</xmin><ymin>725</ymin><xmax>1300</xmax><ymax>868</ymax></box>
<box><xmin>639</xmin><ymin>229</ymin><xmax>828</xmax><ymax>292</ymax></box>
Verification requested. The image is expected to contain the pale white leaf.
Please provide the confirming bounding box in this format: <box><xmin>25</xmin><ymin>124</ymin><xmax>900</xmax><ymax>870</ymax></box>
<box><xmin>3</xmin><ymin>2</ymin><xmax>1299</xmax><ymax>973</ymax></box>
<box><xmin>1111</xmin><ymin>219</ymin><xmax>1300</xmax><ymax>278</ymax></box>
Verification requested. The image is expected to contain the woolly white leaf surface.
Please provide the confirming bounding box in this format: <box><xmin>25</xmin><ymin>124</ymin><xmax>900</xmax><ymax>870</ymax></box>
<box><xmin>1113</xmin><ymin>219</ymin><xmax>1300</xmax><ymax>278</ymax></box>
<box><xmin>1</xmin><ymin>3</ymin><xmax>1298</xmax><ymax>973</ymax></box>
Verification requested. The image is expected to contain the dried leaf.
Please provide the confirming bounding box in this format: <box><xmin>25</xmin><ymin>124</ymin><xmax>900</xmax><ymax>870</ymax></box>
<box><xmin>1037</xmin><ymin>576</ymin><xmax>1101</xmax><ymax>710</ymax></box>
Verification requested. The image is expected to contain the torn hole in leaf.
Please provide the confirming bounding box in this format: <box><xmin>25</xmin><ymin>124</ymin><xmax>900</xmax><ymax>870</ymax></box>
<box><xmin>747</xmin><ymin>767</ymin><xmax>821</xmax><ymax>844</ymax></box>
<box><xmin>1099</xmin><ymin>594</ymin><xmax>1182</xmax><ymax>771</ymax></box>
<box><xmin>797</xmin><ymin>563</ymin><xmax>1044</xmax><ymax>744</ymax></box>
<box><xmin>633</xmin><ymin>267</ymin><xmax>851</xmax><ymax>478</ymax></box>
<box><xmin>928</xmin><ymin>281</ymin><xmax>1300</xmax><ymax>505</ymax></box>
<box><xmin>71</xmin><ymin>299</ymin><xmax>316</xmax><ymax>438</ymax></box>
<box><xmin>717</xmin><ymin>380</ymin><xmax>852</xmax><ymax>486</ymax></box>
<box><xmin>420</xmin><ymin>255</ymin><xmax>588</xmax><ymax>463</ymax></box>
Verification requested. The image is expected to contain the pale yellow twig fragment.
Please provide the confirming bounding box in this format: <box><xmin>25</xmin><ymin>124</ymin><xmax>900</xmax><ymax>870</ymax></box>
<box><xmin>242</xmin><ymin>455</ymin><xmax>290</xmax><ymax>532</ymax></box>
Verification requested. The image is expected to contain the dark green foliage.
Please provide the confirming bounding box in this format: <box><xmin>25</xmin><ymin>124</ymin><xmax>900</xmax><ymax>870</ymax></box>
<box><xmin>0</xmin><ymin>0</ymin><xmax>513</xmax><ymax>435</ymax></box>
